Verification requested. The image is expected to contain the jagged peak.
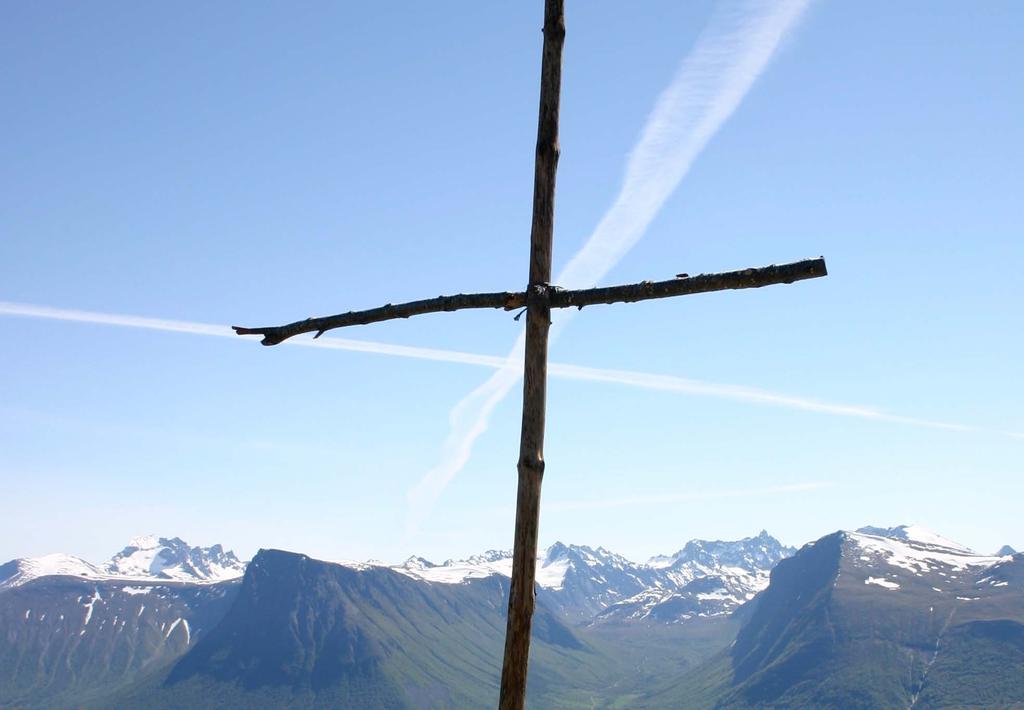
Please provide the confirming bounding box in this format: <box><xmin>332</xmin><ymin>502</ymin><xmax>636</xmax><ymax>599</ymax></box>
<box><xmin>105</xmin><ymin>535</ymin><xmax>245</xmax><ymax>582</ymax></box>
<box><xmin>443</xmin><ymin>549</ymin><xmax>512</xmax><ymax>567</ymax></box>
<box><xmin>545</xmin><ymin>541</ymin><xmax>570</xmax><ymax>559</ymax></box>
<box><xmin>647</xmin><ymin>531</ymin><xmax>791</xmax><ymax>570</ymax></box>
<box><xmin>401</xmin><ymin>555</ymin><xmax>436</xmax><ymax>570</ymax></box>
<box><xmin>540</xmin><ymin>542</ymin><xmax>631</xmax><ymax>569</ymax></box>
<box><xmin>126</xmin><ymin>534</ymin><xmax>161</xmax><ymax>550</ymax></box>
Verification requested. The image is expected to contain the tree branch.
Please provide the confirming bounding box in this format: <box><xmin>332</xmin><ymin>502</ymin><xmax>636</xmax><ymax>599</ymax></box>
<box><xmin>232</xmin><ymin>291</ymin><xmax>523</xmax><ymax>346</ymax></box>
<box><xmin>551</xmin><ymin>257</ymin><xmax>826</xmax><ymax>309</ymax></box>
<box><xmin>232</xmin><ymin>257</ymin><xmax>826</xmax><ymax>346</ymax></box>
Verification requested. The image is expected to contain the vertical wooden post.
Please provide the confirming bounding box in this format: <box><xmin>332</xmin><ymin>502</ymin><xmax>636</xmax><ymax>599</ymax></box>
<box><xmin>499</xmin><ymin>1</ymin><xmax>564</xmax><ymax>708</ymax></box>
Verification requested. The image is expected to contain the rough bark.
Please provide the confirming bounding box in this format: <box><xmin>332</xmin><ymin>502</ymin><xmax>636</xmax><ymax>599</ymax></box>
<box><xmin>232</xmin><ymin>258</ymin><xmax>826</xmax><ymax>346</ymax></box>
<box><xmin>498</xmin><ymin>1</ymin><xmax>563</xmax><ymax>708</ymax></box>
<box><xmin>232</xmin><ymin>291</ymin><xmax>521</xmax><ymax>346</ymax></box>
<box><xmin>550</xmin><ymin>258</ymin><xmax>826</xmax><ymax>309</ymax></box>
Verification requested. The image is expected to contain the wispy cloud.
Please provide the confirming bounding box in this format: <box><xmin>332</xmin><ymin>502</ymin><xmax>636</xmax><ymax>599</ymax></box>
<box><xmin>406</xmin><ymin>0</ymin><xmax>813</xmax><ymax>529</ymax></box>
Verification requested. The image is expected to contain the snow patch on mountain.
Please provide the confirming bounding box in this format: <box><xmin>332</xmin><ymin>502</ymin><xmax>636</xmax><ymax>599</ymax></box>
<box><xmin>396</xmin><ymin>551</ymin><xmax>514</xmax><ymax>585</ymax></box>
<box><xmin>848</xmin><ymin>528</ymin><xmax>1005</xmax><ymax>575</ymax></box>
<box><xmin>855</xmin><ymin>524</ymin><xmax>972</xmax><ymax>552</ymax></box>
<box><xmin>392</xmin><ymin>547</ymin><xmax>574</xmax><ymax>591</ymax></box>
<box><xmin>0</xmin><ymin>554</ymin><xmax>105</xmax><ymax>590</ymax></box>
<box><xmin>865</xmin><ymin>576</ymin><xmax>900</xmax><ymax>590</ymax></box>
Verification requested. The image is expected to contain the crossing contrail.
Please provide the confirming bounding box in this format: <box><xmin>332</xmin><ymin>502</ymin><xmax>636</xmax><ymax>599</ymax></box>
<box><xmin>406</xmin><ymin>0</ymin><xmax>814</xmax><ymax>529</ymax></box>
<box><xmin>0</xmin><ymin>299</ymin><xmax>982</xmax><ymax>435</ymax></box>
<box><xmin>542</xmin><ymin>481</ymin><xmax>833</xmax><ymax>514</ymax></box>
<box><xmin>0</xmin><ymin>300</ymin><xmax>506</xmax><ymax>367</ymax></box>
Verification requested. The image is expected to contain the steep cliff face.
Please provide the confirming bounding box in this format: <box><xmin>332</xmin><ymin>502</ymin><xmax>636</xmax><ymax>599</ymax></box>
<box><xmin>656</xmin><ymin>528</ymin><xmax>1024</xmax><ymax>709</ymax></box>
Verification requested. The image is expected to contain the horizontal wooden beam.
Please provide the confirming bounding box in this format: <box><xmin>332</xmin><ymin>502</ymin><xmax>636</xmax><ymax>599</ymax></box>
<box><xmin>234</xmin><ymin>291</ymin><xmax>522</xmax><ymax>346</ymax></box>
<box><xmin>233</xmin><ymin>257</ymin><xmax>826</xmax><ymax>346</ymax></box>
<box><xmin>551</xmin><ymin>257</ymin><xmax>826</xmax><ymax>309</ymax></box>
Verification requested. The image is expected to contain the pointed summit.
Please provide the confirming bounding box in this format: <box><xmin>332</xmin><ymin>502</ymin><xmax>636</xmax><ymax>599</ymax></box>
<box><xmin>544</xmin><ymin>542</ymin><xmax>570</xmax><ymax>560</ymax></box>
<box><xmin>401</xmin><ymin>556</ymin><xmax>436</xmax><ymax>570</ymax></box>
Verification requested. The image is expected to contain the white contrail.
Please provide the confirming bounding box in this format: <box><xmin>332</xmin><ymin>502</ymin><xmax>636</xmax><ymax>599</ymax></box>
<box><xmin>0</xmin><ymin>301</ymin><xmax>237</xmax><ymax>338</ymax></box>
<box><xmin>542</xmin><ymin>481</ymin><xmax>832</xmax><ymax>514</ymax></box>
<box><xmin>407</xmin><ymin>0</ymin><xmax>813</xmax><ymax>529</ymax></box>
<box><xmin>545</xmin><ymin>362</ymin><xmax>978</xmax><ymax>432</ymax></box>
<box><xmin>0</xmin><ymin>300</ymin><xmax>506</xmax><ymax>367</ymax></box>
<box><xmin>0</xmin><ymin>299</ymin><xmax>1000</xmax><ymax>433</ymax></box>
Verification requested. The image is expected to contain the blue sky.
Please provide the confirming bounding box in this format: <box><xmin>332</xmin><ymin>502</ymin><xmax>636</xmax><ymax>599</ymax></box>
<box><xmin>2</xmin><ymin>1</ymin><xmax>1021</xmax><ymax>565</ymax></box>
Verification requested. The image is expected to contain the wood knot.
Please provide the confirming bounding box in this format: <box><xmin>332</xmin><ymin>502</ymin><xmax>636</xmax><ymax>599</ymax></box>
<box><xmin>518</xmin><ymin>453</ymin><xmax>545</xmax><ymax>477</ymax></box>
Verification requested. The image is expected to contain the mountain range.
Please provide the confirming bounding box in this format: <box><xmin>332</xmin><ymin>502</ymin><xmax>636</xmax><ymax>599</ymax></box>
<box><xmin>1</xmin><ymin>526</ymin><xmax>1019</xmax><ymax>708</ymax></box>
<box><xmin>0</xmin><ymin>535</ymin><xmax>245</xmax><ymax>591</ymax></box>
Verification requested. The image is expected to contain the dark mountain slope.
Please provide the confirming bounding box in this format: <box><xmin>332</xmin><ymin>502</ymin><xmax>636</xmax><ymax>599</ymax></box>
<box><xmin>652</xmin><ymin>531</ymin><xmax>1024</xmax><ymax>709</ymax></box>
<box><xmin>10</xmin><ymin>527</ymin><xmax>1019</xmax><ymax>709</ymax></box>
<box><xmin>0</xmin><ymin>575</ymin><xmax>238</xmax><ymax>708</ymax></box>
<box><xmin>121</xmin><ymin>549</ymin><xmax>600</xmax><ymax>709</ymax></box>
<box><xmin>0</xmin><ymin>540</ymin><xmax>748</xmax><ymax>709</ymax></box>
<box><xmin>912</xmin><ymin>617</ymin><xmax>1024</xmax><ymax>708</ymax></box>
<box><xmin>728</xmin><ymin>531</ymin><xmax>845</xmax><ymax>701</ymax></box>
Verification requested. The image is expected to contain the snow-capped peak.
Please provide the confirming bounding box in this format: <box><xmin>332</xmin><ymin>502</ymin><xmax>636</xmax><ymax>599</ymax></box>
<box><xmin>645</xmin><ymin>531</ymin><xmax>793</xmax><ymax>572</ymax></box>
<box><xmin>544</xmin><ymin>542</ymin><xmax>631</xmax><ymax>569</ymax></box>
<box><xmin>445</xmin><ymin>549</ymin><xmax>512</xmax><ymax>567</ymax></box>
<box><xmin>854</xmin><ymin>525</ymin><xmax>972</xmax><ymax>553</ymax></box>
<box><xmin>400</xmin><ymin>556</ymin><xmax>436</xmax><ymax>571</ymax></box>
<box><xmin>646</xmin><ymin>553</ymin><xmax>676</xmax><ymax>569</ymax></box>
<box><xmin>0</xmin><ymin>554</ymin><xmax>104</xmax><ymax>591</ymax></box>
<box><xmin>106</xmin><ymin>536</ymin><xmax>244</xmax><ymax>582</ymax></box>
<box><xmin>388</xmin><ymin>533</ymin><xmax>798</xmax><ymax>623</ymax></box>
<box><xmin>0</xmin><ymin>536</ymin><xmax>246</xmax><ymax>590</ymax></box>
<box><xmin>126</xmin><ymin>534</ymin><xmax>161</xmax><ymax>550</ymax></box>
<box><xmin>397</xmin><ymin>551</ymin><xmax>514</xmax><ymax>585</ymax></box>
<box><xmin>392</xmin><ymin>543</ymin><xmax>636</xmax><ymax>591</ymax></box>
<box><xmin>846</xmin><ymin>528</ymin><xmax>1003</xmax><ymax>576</ymax></box>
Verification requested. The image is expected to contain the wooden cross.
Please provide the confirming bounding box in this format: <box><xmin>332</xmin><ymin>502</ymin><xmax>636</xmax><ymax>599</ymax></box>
<box><xmin>233</xmin><ymin>1</ymin><xmax>826</xmax><ymax>707</ymax></box>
